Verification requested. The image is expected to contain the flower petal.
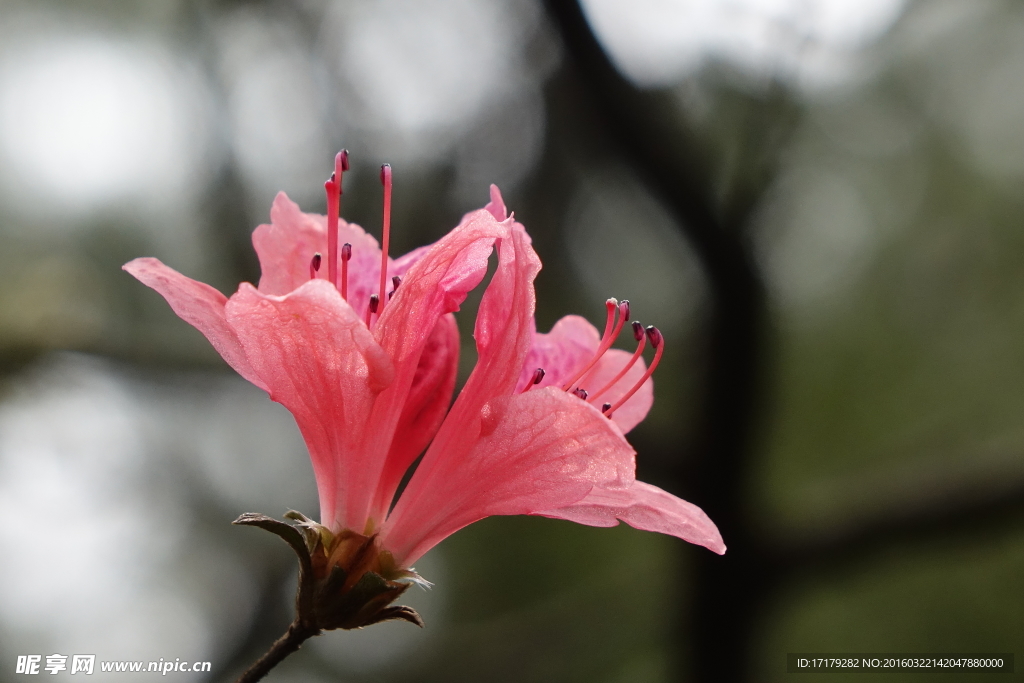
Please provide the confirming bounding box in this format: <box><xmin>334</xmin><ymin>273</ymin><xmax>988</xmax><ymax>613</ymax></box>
<box><xmin>122</xmin><ymin>257</ymin><xmax>267</xmax><ymax>391</ymax></box>
<box><xmin>382</xmin><ymin>227</ymin><xmax>636</xmax><ymax>565</ymax></box>
<box><xmin>382</xmin><ymin>388</ymin><xmax>637</xmax><ymax>565</ymax></box>
<box><xmin>576</xmin><ymin>348</ymin><xmax>652</xmax><ymax>433</ymax></box>
<box><xmin>536</xmin><ymin>481</ymin><xmax>726</xmax><ymax>555</ymax></box>
<box><xmin>224</xmin><ymin>279</ymin><xmax>394</xmax><ymax>531</ymax></box>
<box><xmin>516</xmin><ymin>315</ymin><xmax>653</xmax><ymax>433</ymax></box>
<box><xmin>484</xmin><ymin>183</ymin><xmax>507</xmax><ymax>221</ymax></box>
<box><xmin>378</xmin><ymin>312</ymin><xmax>460</xmax><ymax>509</ymax></box>
<box><xmin>360</xmin><ymin>205</ymin><xmax>512</xmax><ymax>526</ymax></box>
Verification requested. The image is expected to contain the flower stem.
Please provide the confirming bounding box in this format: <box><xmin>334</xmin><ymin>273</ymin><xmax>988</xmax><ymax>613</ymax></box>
<box><xmin>234</xmin><ymin>619</ymin><xmax>320</xmax><ymax>683</ymax></box>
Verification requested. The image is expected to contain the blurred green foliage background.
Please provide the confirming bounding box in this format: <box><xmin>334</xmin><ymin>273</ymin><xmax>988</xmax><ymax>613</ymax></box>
<box><xmin>0</xmin><ymin>0</ymin><xmax>1022</xmax><ymax>681</ymax></box>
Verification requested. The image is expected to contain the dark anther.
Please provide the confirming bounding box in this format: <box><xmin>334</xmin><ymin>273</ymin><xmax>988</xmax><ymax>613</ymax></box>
<box><xmin>619</xmin><ymin>299</ymin><xmax>630</xmax><ymax>320</ymax></box>
<box><xmin>602</xmin><ymin>402</ymin><xmax>612</xmax><ymax>413</ymax></box>
<box><xmin>573</xmin><ymin>388</ymin><xmax>589</xmax><ymax>400</ymax></box>
<box><xmin>531</xmin><ymin>368</ymin><xmax>546</xmax><ymax>385</ymax></box>
<box><xmin>369</xmin><ymin>294</ymin><xmax>379</xmax><ymax>314</ymax></box>
<box><xmin>645</xmin><ymin>326</ymin><xmax>663</xmax><ymax>349</ymax></box>
<box><xmin>339</xmin><ymin>149</ymin><xmax>350</xmax><ymax>172</ymax></box>
<box><xmin>310</xmin><ymin>253</ymin><xmax>322</xmax><ymax>272</ymax></box>
<box><xmin>341</xmin><ymin>243</ymin><xmax>352</xmax><ymax>260</ymax></box>
<box><xmin>632</xmin><ymin>321</ymin><xmax>644</xmax><ymax>341</ymax></box>
<box><xmin>392</xmin><ymin>275</ymin><xmax>402</xmax><ymax>290</ymax></box>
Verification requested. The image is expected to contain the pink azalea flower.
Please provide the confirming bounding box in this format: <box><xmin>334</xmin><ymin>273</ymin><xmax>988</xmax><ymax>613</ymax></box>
<box><xmin>123</xmin><ymin>156</ymin><xmax>724</xmax><ymax>581</ymax></box>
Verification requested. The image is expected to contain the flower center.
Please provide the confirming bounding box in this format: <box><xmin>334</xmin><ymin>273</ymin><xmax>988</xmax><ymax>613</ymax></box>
<box><xmin>322</xmin><ymin>150</ymin><xmax>395</xmax><ymax>328</ymax></box>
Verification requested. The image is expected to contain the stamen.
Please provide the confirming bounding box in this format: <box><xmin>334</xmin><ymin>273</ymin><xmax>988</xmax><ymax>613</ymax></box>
<box><xmin>309</xmin><ymin>252</ymin><xmax>321</xmax><ymax>280</ymax></box>
<box><xmin>605</xmin><ymin>326</ymin><xmax>664</xmax><ymax>419</ymax></box>
<box><xmin>340</xmin><ymin>243</ymin><xmax>352</xmax><ymax>301</ymax></box>
<box><xmin>378</xmin><ymin>163</ymin><xmax>392</xmax><ymax>313</ymax></box>
<box><xmin>324</xmin><ymin>150</ymin><xmax>349</xmax><ymax>290</ymax></box>
<box><xmin>600</xmin><ymin>298</ymin><xmax>617</xmax><ymax>340</ymax></box>
<box><xmin>365</xmin><ymin>294</ymin><xmax>379</xmax><ymax>327</ymax></box>
<box><xmin>520</xmin><ymin>367</ymin><xmax>545</xmax><ymax>393</ymax></box>
<box><xmin>602</xmin><ymin>402</ymin><xmax>612</xmax><ymax>413</ymax></box>
<box><xmin>589</xmin><ymin>321</ymin><xmax>646</xmax><ymax>403</ymax></box>
<box><xmin>386</xmin><ymin>276</ymin><xmax>402</xmax><ymax>301</ymax></box>
<box><xmin>521</xmin><ymin>368</ymin><xmax>546</xmax><ymax>393</ymax></box>
<box><xmin>572</xmin><ymin>388</ymin><xmax>588</xmax><ymax>400</ymax></box>
<box><xmin>562</xmin><ymin>299</ymin><xmax>628</xmax><ymax>391</ymax></box>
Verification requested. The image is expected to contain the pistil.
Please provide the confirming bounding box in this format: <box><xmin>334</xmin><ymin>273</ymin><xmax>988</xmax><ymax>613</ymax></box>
<box><xmin>378</xmin><ymin>164</ymin><xmax>393</xmax><ymax>313</ymax></box>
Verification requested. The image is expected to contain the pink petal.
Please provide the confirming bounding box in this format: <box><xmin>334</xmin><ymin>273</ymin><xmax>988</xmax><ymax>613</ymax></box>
<box><xmin>515</xmin><ymin>315</ymin><xmax>596</xmax><ymax>390</ymax></box>
<box><xmin>382</xmin><ymin>388</ymin><xmax>637</xmax><ymax>565</ymax></box>
<box><xmin>484</xmin><ymin>184</ymin><xmax>507</xmax><ymax>221</ymax></box>
<box><xmin>536</xmin><ymin>480</ymin><xmax>725</xmax><ymax>555</ymax></box>
<box><xmin>122</xmin><ymin>258</ymin><xmax>267</xmax><ymax>391</ymax></box>
<box><xmin>377</xmin><ymin>312</ymin><xmax>460</xmax><ymax>511</ymax></box>
<box><xmin>389</xmin><ymin>244</ymin><xmax>433</xmax><ymax>278</ymax></box>
<box><xmin>516</xmin><ymin>315</ymin><xmax>653</xmax><ymax>433</ymax></box>
<box><xmin>576</xmin><ymin>347</ymin><xmax>652</xmax><ymax>433</ymax></box>
<box><xmin>381</xmin><ymin>227</ymin><xmax>636</xmax><ymax>565</ymax></box>
<box><xmin>360</xmin><ymin>206</ymin><xmax>512</xmax><ymax>526</ymax></box>
<box><xmin>224</xmin><ymin>280</ymin><xmax>394</xmax><ymax>532</ymax></box>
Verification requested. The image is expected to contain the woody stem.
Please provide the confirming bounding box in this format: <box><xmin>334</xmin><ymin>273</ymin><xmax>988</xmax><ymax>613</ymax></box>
<box><xmin>234</xmin><ymin>619</ymin><xmax>321</xmax><ymax>683</ymax></box>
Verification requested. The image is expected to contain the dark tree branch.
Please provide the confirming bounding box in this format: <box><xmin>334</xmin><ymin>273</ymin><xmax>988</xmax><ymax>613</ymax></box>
<box><xmin>541</xmin><ymin>2</ymin><xmax>769</xmax><ymax>681</ymax></box>
<box><xmin>542</xmin><ymin>3</ymin><xmax>1024</xmax><ymax>681</ymax></box>
<box><xmin>233</xmin><ymin>620</ymin><xmax>320</xmax><ymax>683</ymax></box>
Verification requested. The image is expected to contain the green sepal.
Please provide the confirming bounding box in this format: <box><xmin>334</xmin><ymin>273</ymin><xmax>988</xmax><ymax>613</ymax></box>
<box><xmin>233</xmin><ymin>512</ymin><xmax>316</xmax><ymax>616</ymax></box>
<box><xmin>318</xmin><ymin>570</ymin><xmax>417</xmax><ymax>630</ymax></box>
<box><xmin>235</xmin><ymin>510</ymin><xmax>424</xmax><ymax>632</ymax></box>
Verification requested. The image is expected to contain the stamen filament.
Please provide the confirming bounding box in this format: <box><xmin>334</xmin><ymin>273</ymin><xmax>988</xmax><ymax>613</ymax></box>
<box><xmin>562</xmin><ymin>299</ymin><xmax>628</xmax><ymax>391</ymax></box>
<box><xmin>589</xmin><ymin>321</ymin><xmax>646</xmax><ymax>403</ymax></box>
<box><xmin>365</xmin><ymin>294</ymin><xmax>379</xmax><ymax>328</ymax></box>
<box><xmin>605</xmin><ymin>326</ymin><xmax>664</xmax><ymax>418</ymax></box>
<box><xmin>325</xmin><ymin>150</ymin><xmax>348</xmax><ymax>290</ymax></box>
<box><xmin>341</xmin><ymin>243</ymin><xmax>351</xmax><ymax>301</ymax></box>
<box><xmin>577</xmin><ymin>300</ymin><xmax>630</xmax><ymax>390</ymax></box>
<box><xmin>378</xmin><ymin>164</ymin><xmax>392</xmax><ymax>313</ymax></box>
<box><xmin>521</xmin><ymin>367</ymin><xmax>545</xmax><ymax>393</ymax></box>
